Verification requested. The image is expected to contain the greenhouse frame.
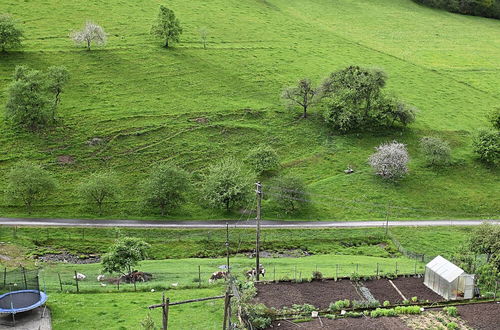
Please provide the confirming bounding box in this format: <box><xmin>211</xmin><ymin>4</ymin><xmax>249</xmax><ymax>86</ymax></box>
<box><xmin>424</xmin><ymin>256</ymin><xmax>474</xmax><ymax>300</ymax></box>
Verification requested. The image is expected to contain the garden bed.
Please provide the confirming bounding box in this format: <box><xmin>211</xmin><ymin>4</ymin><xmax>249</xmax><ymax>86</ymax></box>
<box><xmin>254</xmin><ymin>280</ymin><xmax>361</xmax><ymax>309</ymax></box>
<box><xmin>268</xmin><ymin>316</ymin><xmax>410</xmax><ymax>329</ymax></box>
<box><xmin>391</xmin><ymin>277</ymin><xmax>442</xmax><ymax>302</ymax></box>
<box><xmin>456</xmin><ymin>302</ymin><xmax>500</xmax><ymax>330</ymax></box>
<box><xmin>362</xmin><ymin>278</ymin><xmax>403</xmax><ymax>303</ymax></box>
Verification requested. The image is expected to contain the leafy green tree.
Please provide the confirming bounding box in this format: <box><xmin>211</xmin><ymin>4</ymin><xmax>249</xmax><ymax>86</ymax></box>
<box><xmin>468</xmin><ymin>223</ymin><xmax>500</xmax><ymax>266</ymax></box>
<box><xmin>5</xmin><ymin>162</ymin><xmax>56</xmax><ymax>214</ymax></box>
<box><xmin>473</xmin><ymin>130</ymin><xmax>499</xmax><ymax>165</ymax></box>
<box><xmin>46</xmin><ymin>66</ymin><xmax>70</xmax><ymax>120</ymax></box>
<box><xmin>79</xmin><ymin>171</ymin><xmax>119</xmax><ymax>215</ymax></box>
<box><xmin>282</xmin><ymin>78</ymin><xmax>317</xmax><ymax>118</ymax></box>
<box><xmin>141</xmin><ymin>164</ymin><xmax>190</xmax><ymax>215</ymax></box>
<box><xmin>420</xmin><ymin>136</ymin><xmax>451</xmax><ymax>166</ymax></box>
<box><xmin>101</xmin><ymin>237</ymin><xmax>150</xmax><ymax>275</ymax></box>
<box><xmin>270</xmin><ymin>176</ymin><xmax>309</xmax><ymax>214</ymax></box>
<box><xmin>151</xmin><ymin>6</ymin><xmax>183</xmax><ymax>48</ymax></box>
<box><xmin>5</xmin><ymin>66</ymin><xmax>51</xmax><ymax>131</ymax></box>
<box><xmin>246</xmin><ymin>145</ymin><xmax>280</xmax><ymax>174</ymax></box>
<box><xmin>476</xmin><ymin>263</ymin><xmax>499</xmax><ymax>292</ymax></box>
<box><xmin>489</xmin><ymin>107</ymin><xmax>500</xmax><ymax>130</ymax></box>
<box><xmin>201</xmin><ymin>158</ymin><xmax>253</xmax><ymax>211</ymax></box>
<box><xmin>0</xmin><ymin>14</ymin><xmax>23</xmax><ymax>52</ymax></box>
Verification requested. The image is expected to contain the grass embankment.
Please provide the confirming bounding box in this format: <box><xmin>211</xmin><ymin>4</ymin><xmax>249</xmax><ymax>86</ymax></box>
<box><xmin>49</xmin><ymin>288</ymin><xmax>224</xmax><ymax>330</ymax></box>
<box><xmin>0</xmin><ymin>0</ymin><xmax>498</xmax><ymax>220</ymax></box>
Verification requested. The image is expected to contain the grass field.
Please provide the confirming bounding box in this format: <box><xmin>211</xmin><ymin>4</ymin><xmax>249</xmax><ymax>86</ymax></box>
<box><xmin>49</xmin><ymin>288</ymin><xmax>225</xmax><ymax>330</ymax></box>
<box><xmin>0</xmin><ymin>0</ymin><xmax>498</xmax><ymax>220</ymax></box>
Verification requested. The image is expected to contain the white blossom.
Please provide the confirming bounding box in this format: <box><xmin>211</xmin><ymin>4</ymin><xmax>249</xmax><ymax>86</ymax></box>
<box><xmin>369</xmin><ymin>141</ymin><xmax>409</xmax><ymax>179</ymax></box>
<box><xmin>71</xmin><ymin>21</ymin><xmax>107</xmax><ymax>50</ymax></box>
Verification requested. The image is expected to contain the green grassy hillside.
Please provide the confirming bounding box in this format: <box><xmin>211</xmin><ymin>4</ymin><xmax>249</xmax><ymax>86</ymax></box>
<box><xmin>0</xmin><ymin>0</ymin><xmax>498</xmax><ymax>220</ymax></box>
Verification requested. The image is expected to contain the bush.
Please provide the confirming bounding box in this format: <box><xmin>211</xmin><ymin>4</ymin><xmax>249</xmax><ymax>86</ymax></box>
<box><xmin>420</xmin><ymin>136</ymin><xmax>451</xmax><ymax>166</ymax></box>
<box><xmin>447</xmin><ymin>322</ymin><xmax>459</xmax><ymax>330</ymax></box>
<box><xmin>0</xmin><ymin>14</ymin><xmax>23</xmax><ymax>52</ymax></box>
<box><xmin>489</xmin><ymin>108</ymin><xmax>500</xmax><ymax>130</ymax></box>
<box><xmin>473</xmin><ymin>130</ymin><xmax>499</xmax><ymax>165</ymax></box>
<box><xmin>312</xmin><ymin>271</ymin><xmax>323</xmax><ymax>281</ymax></box>
<box><xmin>269</xmin><ymin>176</ymin><xmax>309</xmax><ymax>214</ymax></box>
<box><xmin>244</xmin><ymin>303</ymin><xmax>272</xmax><ymax>330</ymax></box>
<box><xmin>350</xmin><ymin>272</ymin><xmax>360</xmax><ymax>281</ymax></box>
<box><xmin>246</xmin><ymin>145</ymin><xmax>280</xmax><ymax>174</ymax></box>
<box><xmin>369</xmin><ymin>141</ymin><xmax>409</xmax><ymax>180</ymax></box>
<box><xmin>411</xmin><ymin>0</ymin><xmax>500</xmax><ymax>19</ymax></box>
<box><xmin>329</xmin><ymin>299</ymin><xmax>350</xmax><ymax>311</ymax></box>
<box><xmin>443</xmin><ymin>306</ymin><xmax>458</xmax><ymax>317</ymax></box>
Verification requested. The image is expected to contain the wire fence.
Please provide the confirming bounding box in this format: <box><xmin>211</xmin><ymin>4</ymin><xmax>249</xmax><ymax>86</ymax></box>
<box><xmin>34</xmin><ymin>259</ymin><xmax>425</xmax><ymax>294</ymax></box>
<box><xmin>387</xmin><ymin>231</ymin><xmax>435</xmax><ymax>264</ymax></box>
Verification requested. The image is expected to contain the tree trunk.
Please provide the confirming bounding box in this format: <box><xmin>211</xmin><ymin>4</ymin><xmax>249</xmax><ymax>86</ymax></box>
<box><xmin>87</xmin><ymin>39</ymin><xmax>91</xmax><ymax>50</ymax></box>
<box><xmin>165</xmin><ymin>39</ymin><xmax>169</xmax><ymax>48</ymax></box>
<box><xmin>303</xmin><ymin>105</ymin><xmax>308</xmax><ymax>118</ymax></box>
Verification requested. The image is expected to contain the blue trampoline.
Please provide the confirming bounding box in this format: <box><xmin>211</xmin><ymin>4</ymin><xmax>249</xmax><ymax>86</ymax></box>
<box><xmin>0</xmin><ymin>290</ymin><xmax>48</xmax><ymax>315</ymax></box>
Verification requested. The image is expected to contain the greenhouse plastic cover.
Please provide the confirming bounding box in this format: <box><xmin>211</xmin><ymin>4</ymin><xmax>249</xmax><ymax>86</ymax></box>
<box><xmin>426</xmin><ymin>256</ymin><xmax>464</xmax><ymax>283</ymax></box>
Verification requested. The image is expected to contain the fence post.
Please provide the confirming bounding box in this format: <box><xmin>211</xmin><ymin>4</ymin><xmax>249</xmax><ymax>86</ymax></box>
<box><xmin>22</xmin><ymin>267</ymin><xmax>27</xmax><ymax>289</ymax></box>
<box><xmin>162</xmin><ymin>293</ymin><xmax>169</xmax><ymax>330</ymax></box>
<box><xmin>223</xmin><ymin>290</ymin><xmax>230</xmax><ymax>330</ymax></box>
<box><xmin>273</xmin><ymin>265</ymin><xmax>276</xmax><ymax>282</ymax></box>
<box><xmin>3</xmin><ymin>268</ymin><xmax>6</xmax><ymax>287</ymax></box>
<box><xmin>414</xmin><ymin>260</ymin><xmax>417</xmax><ymax>276</ymax></box>
<box><xmin>395</xmin><ymin>262</ymin><xmax>398</xmax><ymax>276</ymax></box>
<box><xmin>198</xmin><ymin>265</ymin><xmax>201</xmax><ymax>288</ymax></box>
<box><xmin>336</xmin><ymin>264</ymin><xmax>339</xmax><ymax>280</ymax></box>
<box><xmin>58</xmin><ymin>273</ymin><xmax>63</xmax><ymax>292</ymax></box>
<box><xmin>74</xmin><ymin>271</ymin><xmax>79</xmax><ymax>293</ymax></box>
<box><xmin>376</xmin><ymin>263</ymin><xmax>379</xmax><ymax>277</ymax></box>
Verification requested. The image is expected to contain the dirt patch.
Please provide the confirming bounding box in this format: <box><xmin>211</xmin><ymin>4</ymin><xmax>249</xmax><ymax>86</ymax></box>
<box><xmin>364</xmin><ymin>278</ymin><xmax>405</xmax><ymax>303</ymax></box>
<box><xmin>268</xmin><ymin>316</ymin><xmax>410</xmax><ymax>329</ymax></box>
<box><xmin>57</xmin><ymin>155</ymin><xmax>75</xmax><ymax>165</ymax></box>
<box><xmin>36</xmin><ymin>252</ymin><xmax>100</xmax><ymax>264</ymax></box>
<box><xmin>457</xmin><ymin>302</ymin><xmax>500</xmax><ymax>330</ymax></box>
<box><xmin>192</xmin><ymin>117</ymin><xmax>209</xmax><ymax>124</ymax></box>
<box><xmin>255</xmin><ymin>280</ymin><xmax>361</xmax><ymax>310</ymax></box>
<box><xmin>401</xmin><ymin>311</ymin><xmax>468</xmax><ymax>330</ymax></box>
<box><xmin>392</xmin><ymin>277</ymin><xmax>443</xmax><ymax>302</ymax></box>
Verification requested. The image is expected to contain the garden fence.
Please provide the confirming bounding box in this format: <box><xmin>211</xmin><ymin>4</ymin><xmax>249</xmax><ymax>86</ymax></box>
<box><xmin>387</xmin><ymin>231</ymin><xmax>435</xmax><ymax>264</ymax></box>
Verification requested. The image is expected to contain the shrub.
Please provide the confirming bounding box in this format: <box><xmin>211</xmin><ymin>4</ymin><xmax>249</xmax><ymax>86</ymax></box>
<box><xmin>329</xmin><ymin>299</ymin><xmax>350</xmax><ymax>311</ymax></box>
<box><xmin>489</xmin><ymin>107</ymin><xmax>500</xmax><ymax>130</ymax></box>
<box><xmin>420</xmin><ymin>136</ymin><xmax>451</xmax><ymax>166</ymax></box>
<box><xmin>385</xmin><ymin>273</ymin><xmax>397</xmax><ymax>280</ymax></box>
<box><xmin>0</xmin><ymin>14</ymin><xmax>23</xmax><ymax>52</ymax></box>
<box><xmin>350</xmin><ymin>272</ymin><xmax>360</xmax><ymax>281</ymax></box>
<box><xmin>312</xmin><ymin>271</ymin><xmax>323</xmax><ymax>281</ymax></box>
<box><xmin>244</xmin><ymin>303</ymin><xmax>272</xmax><ymax>330</ymax></box>
<box><xmin>473</xmin><ymin>130</ymin><xmax>499</xmax><ymax>165</ymax></box>
<box><xmin>246</xmin><ymin>145</ymin><xmax>280</xmax><ymax>174</ymax></box>
<box><xmin>369</xmin><ymin>141</ymin><xmax>409</xmax><ymax>180</ymax></box>
<box><xmin>447</xmin><ymin>322</ymin><xmax>458</xmax><ymax>330</ymax></box>
<box><xmin>443</xmin><ymin>306</ymin><xmax>458</xmax><ymax>317</ymax></box>
<box><xmin>269</xmin><ymin>176</ymin><xmax>308</xmax><ymax>214</ymax></box>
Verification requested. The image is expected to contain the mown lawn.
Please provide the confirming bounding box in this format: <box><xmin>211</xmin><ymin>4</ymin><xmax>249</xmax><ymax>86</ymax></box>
<box><xmin>49</xmin><ymin>288</ymin><xmax>224</xmax><ymax>330</ymax></box>
<box><xmin>0</xmin><ymin>0</ymin><xmax>498</xmax><ymax>220</ymax></box>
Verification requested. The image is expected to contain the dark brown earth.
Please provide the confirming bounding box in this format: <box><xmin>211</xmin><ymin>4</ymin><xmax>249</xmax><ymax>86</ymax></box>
<box><xmin>36</xmin><ymin>252</ymin><xmax>100</xmax><ymax>264</ymax></box>
<box><xmin>457</xmin><ymin>302</ymin><xmax>500</xmax><ymax>330</ymax></box>
<box><xmin>268</xmin><ymin>316</ymin><xmax>410</xmax><ymax>329</ymax></box>
<box><xmin>392</xmin><ymin>277</ymin><xmax>442</xmax><ymax>302</ymax></box>
<box><xmin>255</xmin><ymin>280</ymin><xmax>362</xmax><ymax>309</ymax></box>
<box><xmin>363</xmin><ymin>278</ymin><xmax>403</xmax><ymax>303</ymax></box>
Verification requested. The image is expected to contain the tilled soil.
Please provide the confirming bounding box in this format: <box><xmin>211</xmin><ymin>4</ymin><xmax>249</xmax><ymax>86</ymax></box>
<box><xmin>268</xmin><ymin>316</ymin><xmax>411</xmax><ymax>329</ymax></box>
<box><xmin>363</xmin><ymin>278</ymin><xmax>404</xmax><ymax>303</ymax></box>
<box><xmin>254</xmin><ymin>280</ymin><xmax>361</xmax><ymax>309</ymax></box>
<box><xmin>391</xmin><ymin>277</ymin><xmax>442</xmax><ymax>302</ymax></box>
<box><xmin>457</xmin><ymin>302</ymin><xmax>500</xmax><ymax>330</ymax></box>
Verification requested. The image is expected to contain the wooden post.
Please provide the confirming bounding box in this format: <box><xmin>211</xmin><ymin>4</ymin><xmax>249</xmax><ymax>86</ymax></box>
<box><xmin>376</xmin><ymin>263</ymin><xmax>379</xmax><ymax>277</ymax></box>
<box><xmin>255</xmin><ymin>182</ymin><xmax>262</xmax><ymax>281</ymax></box>
<box><xmin>3</xmin><ymin>268</ymin><xmax>6</xmax><ymax>287</ymax></box>
<box><xmin>198</xmin><ymin>265</ymin><xmax>201</xmax><ymax>288</ymax></box>
<box><xmin>22</xmin><ymin>267</ymin><xmax>27</xmax><ymax>289</ymax></box>
<box><xmin>162</xmin><ymin>293</ymin><xmax>169</xmax><ymax>330</ymax></box>
<box><xmin>74</xmin><ymin>271</ymin><xmax>79</xmax><ymax>293</ymax></box>
<box><xmin>223</xmin><ymin>290</ymin><xmax>230</xmax><ymax>330</ymax></box>
<box><xmin>294</xmin><ymin>265</ymin><xmax>297</xmax><ymax>281</ymax></box>
<box><xmin>414</xmin><ymin>260</ymin><xmax>417</xmax><ymax>275</ymax></box>
<box><xmin>395</xmin><ymin>262</ymin><xmax>398</xmax><ymax>276</ymax></box>
<box><xmin>273</xmin><ymin>265</ymin><xmax>276</xmax><ymax>282</ymax></box>
<box><xmin>226</xmin><ymin>222</ymin><xmax>230</xmax><ymax>275</ymax></box>
<box><xmin>336</xmin><ymin>264</ymin><xmax>339</xmax><ymax>280</ymax></box>
<box><xmin>58</xmin><ymin>273</ymin><xmax>63</xmax><ymax>292</ymax></box>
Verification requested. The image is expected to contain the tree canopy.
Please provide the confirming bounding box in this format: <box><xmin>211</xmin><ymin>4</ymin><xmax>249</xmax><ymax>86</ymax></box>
<box><xmin>151</xmin><ymin>6</ymin><xmax>183</xmax><ymax>48</ymax></box>
<box><xmin>101</xmin><ymin>237</ymin><xmax>150</xmax><ymax>275</ymax></box>
<box><xmin>0</xmin><ymin>14</ymin><xmax>23</xmax><ymax>52</ymax></box>
<box><xmin>282</xmin><ymin>79</ymin><xmax>317</xmax><ymax>118</ymax></box>
<box><xmin>71</xmin><ymin>21</ymin><xmax>107</xmax><ymax>50</ymax></box>
<box><xmin>79</xmin><ymin>171</ymin><xmax>119</xmax><ymax>215</ymax></box>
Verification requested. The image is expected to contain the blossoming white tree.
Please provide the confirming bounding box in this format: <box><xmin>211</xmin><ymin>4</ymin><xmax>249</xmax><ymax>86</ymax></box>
<box><xmin>71</xmin><ymin>21</ymin><xmax>106</xmax><ymax>50</ymax></box>
<box><xmin>369</xmin><ymin>141</ymin><xmax>409</xmax><ymax>180</ymax></box>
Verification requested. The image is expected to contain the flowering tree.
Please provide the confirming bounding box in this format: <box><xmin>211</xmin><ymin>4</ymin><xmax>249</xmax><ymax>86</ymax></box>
<box><xmin>71</xmin><ymin>21</ymin><xmax>107</xmax><ymax>50</ymax></box>
<box><xmin>369</xmin><ymin>141</ymin><xmax>409</xmax><ymax>180</ymax></box>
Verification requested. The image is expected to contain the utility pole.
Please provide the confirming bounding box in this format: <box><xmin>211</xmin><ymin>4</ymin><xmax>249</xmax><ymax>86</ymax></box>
<box><xmin>385</xmin><ymin>202</ymin><xmax>390</xmax><ymax>236</ymax></box>
<box><xmin>255</xmin><ymin>182</ymin><xmax>262</xmax><ymax>281</ymax></box>
<box><xmin>225</xmin><ymin>222</ymin><xmax>230</xmax><ymax>275</ymax></box>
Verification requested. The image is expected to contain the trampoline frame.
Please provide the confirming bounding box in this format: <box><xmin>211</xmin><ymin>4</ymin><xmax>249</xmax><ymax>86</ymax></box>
<box><xmin>0</xmin><ymin>290</ymin><xmax>48</xmax><ymax>315</ymax></box>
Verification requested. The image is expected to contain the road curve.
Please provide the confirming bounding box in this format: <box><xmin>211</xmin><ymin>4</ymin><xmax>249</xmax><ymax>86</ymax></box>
<box><xmin>0</xmin><ymin>218</ymin><xmax>498</xmax><ymax>229</ymax></box>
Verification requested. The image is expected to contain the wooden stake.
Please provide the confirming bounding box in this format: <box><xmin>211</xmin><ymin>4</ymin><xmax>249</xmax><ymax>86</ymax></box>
<box><xmin>58</xmin><ymin>273</ymin><xmax>63</xmax><ymax>292</ymax></box>
<box><xmin>3</xmin><ymin>267</ymin><xmax>6</xmax><ymax>287</ymax></box>
<box><xmin>223</xmin><ymin>290</ymin><xmax>230</xmax><ymax>330</ymax></box>
<box><xmin>161</xmin><ymin>294</ymin><xmax>169</xmax><ymax>330</ymax></box>
<box><xmin>22</xmin><ymin>267</ymin><xmax>27</xmax><ymax>289</ymax></box>
<box><xmin>255</xmin><ymin>182</ymin><xmax>262</xmax><ymax>281</ymax></box>
<box><xmin>74</xmin><ymin>271</ymin><xmax>79</xmax><ymax>293</ymax></box>
<box><xmin>198</xmin><ymin>265</ymin><xmax>201</xmax><ymax>288</ymax></box>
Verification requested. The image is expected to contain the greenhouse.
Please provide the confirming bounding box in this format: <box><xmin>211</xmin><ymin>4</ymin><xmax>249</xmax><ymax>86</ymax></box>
<box><xmin>424</xmin><ymin>256</ymin><xmax>475</xmax><ymax>300</ymax></box>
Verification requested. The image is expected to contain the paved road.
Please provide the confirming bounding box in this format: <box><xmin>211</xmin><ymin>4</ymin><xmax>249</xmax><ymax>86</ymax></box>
<box><xmin>0</xmin><ymin>217</ymin><xmax>498</xmax><ymax>229</ymax></box>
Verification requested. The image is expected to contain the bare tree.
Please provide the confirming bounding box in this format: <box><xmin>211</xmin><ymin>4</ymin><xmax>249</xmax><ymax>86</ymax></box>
<box><xmin>369</xmin><ymin>141</ymin><xmax>409</xmax><ymax>180</ymax></box>
<box><xmin>71</xmin><ymin>21</ymin><xmax>107</xmax><ymax>50</ymax></box>
<box><xmin>281</xmin><ymin>78</ymin><xmax>317</xmax><ymax>118</ymax></box>
<box><xmin>199</xmin><ymin>27</ymin><xmax>208</xmax><ymax>49</ymax></box>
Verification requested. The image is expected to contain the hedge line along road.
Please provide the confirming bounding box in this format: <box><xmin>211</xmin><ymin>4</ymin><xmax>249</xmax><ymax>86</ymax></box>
<box><xmin>0</xmin><ymin>218</ymin><xmax>498</xmax><ymax>228</ymax></box>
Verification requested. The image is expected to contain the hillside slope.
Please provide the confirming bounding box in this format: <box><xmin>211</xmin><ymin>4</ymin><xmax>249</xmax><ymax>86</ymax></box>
<box><xmin>0</xmin><ymin>0</ymin><xmax>498</xmax><ymax>220</ymax></box>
